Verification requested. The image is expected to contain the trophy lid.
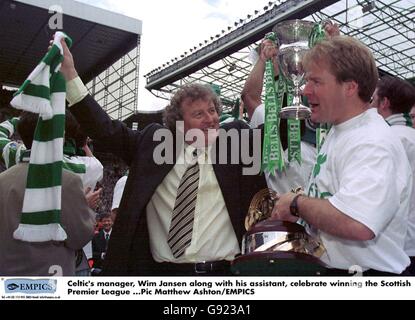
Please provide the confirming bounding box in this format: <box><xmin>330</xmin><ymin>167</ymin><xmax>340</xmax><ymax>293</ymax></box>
<box><xmin>272</xmin><ymin>19</ymin><xmax>315</xmax><ymax>45</ymax></box>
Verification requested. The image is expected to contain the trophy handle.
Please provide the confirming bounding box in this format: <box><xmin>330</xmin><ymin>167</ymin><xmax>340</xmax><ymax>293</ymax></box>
<box><xmin>245</xmin><ymin>188</ymin><xmax>279</xmax><ymax>231</ymax></box>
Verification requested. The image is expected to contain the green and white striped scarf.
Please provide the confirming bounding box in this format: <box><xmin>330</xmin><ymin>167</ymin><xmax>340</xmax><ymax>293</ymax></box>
<box><xmin>10</xmin><ymin>32</ymin><xmax>72</xmax><ymax>242</ymax></box>
<box><xmin>1</xmin><ymin>118</ymin><xmax>88</xmax><ymax>176</ymax></box>
<box><xmin>386</xmin><ymin>113</ymin><xmax>413</xmax><ymax>128</ymax></box>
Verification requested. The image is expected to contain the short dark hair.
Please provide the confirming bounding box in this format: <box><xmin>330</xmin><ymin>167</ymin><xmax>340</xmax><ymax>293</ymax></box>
<box><xmin>17</xmin><ymin>111</ymin><xmax>39</xmax><ymax>149</ymax></box>
<box><xmin>376</xmin><ymin>76</ymin><xmax>415</xmax><ymax>114</ymax></box>
<box><xmin>65</xmin><ymin>110</ymin><xmax>87</xmax><ymax>149</ymax></box>
<box><xmin>17</xmin><ymin>109</ymin><xmax>87</xmax><ymax>149</ymax></box>
<box><xmin>163</xmin><ymin>83</ymin><xmax>222</xmax><ymax>131</ymax></box>
<box><xmin>100</xmin><ymin>213</ymin><xmax>111</xmax><ymax>221</ymax></box>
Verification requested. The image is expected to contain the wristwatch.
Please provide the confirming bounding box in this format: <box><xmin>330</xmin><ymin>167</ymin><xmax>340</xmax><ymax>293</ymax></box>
<box><xmin>290</xmin><ymin>194</ymin><xmax>302</xmax><ymax>217</ymax></box>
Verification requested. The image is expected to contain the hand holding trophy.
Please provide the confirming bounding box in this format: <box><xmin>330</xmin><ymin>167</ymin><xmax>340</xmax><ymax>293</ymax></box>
<box><xmin>273</xmin><ymin>19</ymin><xmax>338</xmax><ymax>120</ymax></box>
<box><xmin>273</xmin><ymin>19</ymin><xmax>315</xmax><ymax>120</ymax></box>
<box><xmin>261</xmin><ymin>19</ymin><xmax>324</xmax><ymax>175</ymax></box>
<box><xmin>232</xmin><ymin>188</ymin><xmax>326</xmax><ymax>276</ymax></box>
<box><xmin>231</xmin><ymin>19</ymin><xmax>335</xmax><ymax>275</ymax></box>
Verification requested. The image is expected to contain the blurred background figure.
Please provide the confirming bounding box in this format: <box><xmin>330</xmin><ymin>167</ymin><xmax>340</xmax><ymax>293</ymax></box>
<box><xmin>91</xmin><ymin>213</ymin><xmax>113</xmax><ymax>275</ymax></box>
<box><xmin>410</xmin><ymin>104</ymin><xmax>415</xmax><ymax>129</ymax></box>
<box><xmin>0</xmin><ymin>112</ymin><xmax>95</xmax><ymax>276</ymax></box>
<box><xmin>370</xmin><ymin>75</ymin><xmax>415</xmax><ymax>275</ymax></box>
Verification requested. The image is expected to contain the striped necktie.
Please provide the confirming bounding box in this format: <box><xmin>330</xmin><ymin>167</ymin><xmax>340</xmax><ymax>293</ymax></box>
<box><xmin>167</xmin><ymin>150</ymin><xmax>200</xmax><ymax>258</ymax></box>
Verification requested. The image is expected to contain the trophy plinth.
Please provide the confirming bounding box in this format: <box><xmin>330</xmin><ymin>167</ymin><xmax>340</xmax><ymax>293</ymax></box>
<box><xmin>273</xmin><ymin>19</ymin><xmax>315</xmax><ymax>120</ymax></box>
<box><xmin>232</xmin><ymin>189</ymin><xmax>327</xmax><ymax>276</ymax></box>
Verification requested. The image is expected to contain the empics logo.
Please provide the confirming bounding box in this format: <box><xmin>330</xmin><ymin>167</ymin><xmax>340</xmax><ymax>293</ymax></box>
<box><xmin>5</xmin><ymin>279</ymin><xmax>57</xmax><ymax>294</ymax></box>
<box><xmin>6</xmin><ymin>283</ymin><xmax>19</xmax><ymax>291</ymax></box>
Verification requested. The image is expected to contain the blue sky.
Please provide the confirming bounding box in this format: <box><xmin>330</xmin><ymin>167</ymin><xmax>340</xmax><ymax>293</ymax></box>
<box><xmin>75</xmin><ymin>0</ymin><xmax>272</xmax><ymax>110</ymax></box>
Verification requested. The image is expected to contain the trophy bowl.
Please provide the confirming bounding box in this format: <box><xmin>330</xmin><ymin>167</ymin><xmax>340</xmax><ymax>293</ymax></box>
<box><xmin>272</xmin><ymin>19</ymin><xmax>315</xmax><ymax>120</ymax></box>
<box><xmin>232</xmin><ymin>188</ymin><xmax>327</xmax><ymax>276</ymax></box>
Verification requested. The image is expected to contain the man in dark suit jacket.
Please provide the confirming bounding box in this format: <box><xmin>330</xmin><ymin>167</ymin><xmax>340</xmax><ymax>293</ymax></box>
<box><xmin>60</xmin><ymin>40</ymin><xmax>267</xmax><ymax>276</ymax></box>
<box><xmin>92</xmin><ymin>213</ymin><xmax>113</xmax><ymax>272</ymax></box>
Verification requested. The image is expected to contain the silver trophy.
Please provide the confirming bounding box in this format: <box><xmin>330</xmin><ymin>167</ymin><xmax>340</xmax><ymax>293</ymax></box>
<box><xmin>231</xmin><ymin>189</ymin><xmax>327</xmax><ymax>276</ymax></box>
<box><xmin>273</xmin><ymin>19</ymin><xmax>315</xmax><ymax>119</ymax></box>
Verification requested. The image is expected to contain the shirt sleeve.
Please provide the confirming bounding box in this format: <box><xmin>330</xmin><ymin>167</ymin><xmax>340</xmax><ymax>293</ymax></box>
<box><xmin>328</xmin><ymin>142</ymin><xmax>400</xmax><ymax>236</ymax></box>
<box><xmin>111</xmin><ymin>176</ymin><xmax>127</xmax><ymax>210</ymax></box>
<box><xmin>77</xmin><ymin>156</ymin><xmax>104</xmax><ymax>190</ymax></box>
<box><xmin>66</xmin><ymin>76</ymin><xmax>89</xmax><ymax>107</ymax></box>
<box><xmin>249</xmin><ymin>104</ymin><xmax>265</xmax><ymax>128</ymax></box>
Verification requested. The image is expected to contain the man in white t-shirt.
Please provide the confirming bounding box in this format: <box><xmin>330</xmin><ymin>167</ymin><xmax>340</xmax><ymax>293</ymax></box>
<box><xmin>370</xmin><ymin>76</ymin><xmax>415</xmax><ymax>275</ymax></box>
<box><xmin>410</xmin><ymin>105</ymin><xmax>415</xmax><ymax>129</ymax></box>
<box><xmin>271</xmin><ymin>36</ymin><xmax>412</xmax><ymax>275</ymax></box>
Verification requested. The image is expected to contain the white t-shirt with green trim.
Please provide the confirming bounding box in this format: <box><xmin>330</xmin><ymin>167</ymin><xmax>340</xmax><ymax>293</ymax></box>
<box><xmin>386</xmin><ymin>116</ymin><xmax>415</xmax><ymax>257</ymax></box>
<box><xmin>307</xmin><ymin>108</ymin><xmax>411</xmax><ymax>273</ymax></box>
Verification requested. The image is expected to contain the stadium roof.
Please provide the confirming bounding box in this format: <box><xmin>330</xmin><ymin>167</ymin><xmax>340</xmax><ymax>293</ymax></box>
<box><xmin>0</xmin><ymin>0</ymin><xmax>142</xmax><ymax>88</ymax></box>
<box><xmin>145</xmin><ymin>0</ymin><xmax>415</xmax><ymax>109</ymax></box>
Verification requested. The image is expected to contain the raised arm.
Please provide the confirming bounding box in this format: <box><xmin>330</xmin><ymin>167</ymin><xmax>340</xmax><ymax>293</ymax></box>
<box><xmin>58</xmin><ymin>39</ymin><xmax>142</xmax><ymax>165</ymax></box>
<box><xmin>241</xmin><ymin>39</ymin><xmax>279</xmax><ymax>119</ymax></box>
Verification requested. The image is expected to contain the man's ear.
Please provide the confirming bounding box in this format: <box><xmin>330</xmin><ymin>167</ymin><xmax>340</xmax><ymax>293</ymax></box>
<box><xmin>344</xmin><ymin>80</ymin><xmax>359</xmax><ymax>97</ymax></box>
<box><xmin>379</xmin><ymin>96</ymin><xmax>390</xmax><ymax>111</ymax></box>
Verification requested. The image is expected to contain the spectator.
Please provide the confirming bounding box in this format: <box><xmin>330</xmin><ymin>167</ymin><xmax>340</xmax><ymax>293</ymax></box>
<box><xmin>1</xmin><ymin>111</ymin><xmax>103</xmax><ymax>276</ymax></box>
<box><xmin>0</xmin><ymin>111</ymin><xmax>104</xmax><ymax>191</ymax></box>
<box><xmin>0</xmin><ymin>112</ymin><xmax>95</xmax><ymax>276</ymax></box>
<box><xmin>91</xmin><ymin>213</ymin><xmax>113</xmax><ymax>275</ymax></box>
<box><xmin>410</xmin><ymin>105</ymin><xmax>415</xmax><ymax>129</ymax></box>
<box><xmin>370</xmin><ymin>76</ymin><xmax>415</xmax><ymax>275</ymax></box>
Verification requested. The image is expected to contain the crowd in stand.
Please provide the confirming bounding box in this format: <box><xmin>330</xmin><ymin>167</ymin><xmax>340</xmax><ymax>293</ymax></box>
<box><xmin>93</xmin><ymin>154</ymin><xmax>128</xmax><ymax>216</ymax></box>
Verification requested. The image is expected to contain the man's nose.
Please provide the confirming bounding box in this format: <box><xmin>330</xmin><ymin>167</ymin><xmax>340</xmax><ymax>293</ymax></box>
<box><xmin>302</xmin><ymin>81</ymin><xmax>312</xmax><ymax>97</ymax></box>
<box><xmin>204</xmin><ymin>113</ymin><xmax>215</xmax><ymax>123</ymax></box>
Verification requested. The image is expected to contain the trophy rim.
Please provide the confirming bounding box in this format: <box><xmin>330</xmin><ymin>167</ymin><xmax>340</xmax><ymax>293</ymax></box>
<box><xmin>232</xmin><ymin>251</ymin><xmax>327</xmax><ymax>267</ymax></box>
<box><xmin>245</xmin><ymin>219</ymin><xmax>306</xmax><ymax>235</ymax></box>
<box><xmin>272</xmin><ymin>19</ymin><xmax>316</xmax><ymax>33</ymax></box>
<box><xmin>231</xmin><ymin>251</ymin><xmax>328</xmax><ymax>276</ymax></box>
